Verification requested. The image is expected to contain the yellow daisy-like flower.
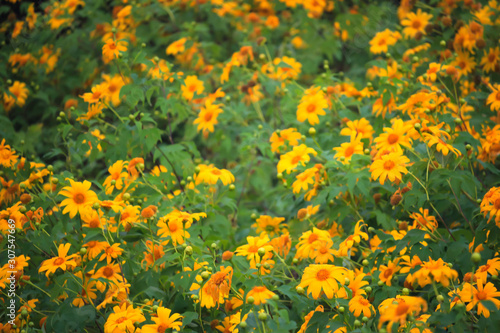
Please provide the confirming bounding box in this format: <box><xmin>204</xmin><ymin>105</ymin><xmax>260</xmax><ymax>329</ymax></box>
<box><xmin>486</xmin><ymin>84</ymin><xmax>500</xmax><ymax>112</ymax></box>
<box><xmin>277</xmin><ymin>144</ymin><xmax>317</xmax><ymax>174</ymax></box>
<box><xmin>296</xmin><ymin>87</ymin><xmax>328</xmax><ymax>125</ymax></box>
<box><xmin>181</xmin><ymin>75</ymin><xmax>204</xmax><ymax>101</ymax></box>
<box><xmin>59</xmin><ymin>179</ymin><xmax>98</xmax><ymax>218</ymax></box>
<box><xmin>38</xmin><ymin>243</ymin><xmax>78</xmax><ymax>278</ymax></box>
<box><xmin>252</xmin><ymin>215</ymin><xmax>287</xmax><ymax>237</ymax></box>
<box><xmin>166</xmin><ymin>37</ymin><xmax>187</xmax><ymax>55</ymax></box>
<box><xmin>193</xmin><ymin>100</ymin><xmax>224</xmax><ymax>135</ymax></box>
<box><xmin>401</xmin><ymin>9</ymin><xmax>433</xmax><ymax>39</ymax></box>
<box><xmin>195</xmin><ymin>164</ymin><xmax>235</xmax><ymax>185</ymax></box>
<box><xmin>102</xmin><ymin>38</ymin><xmax>127</xmax><ymax>61</ymax></box>
<box><xmin>104</xmin><ymin>303</ymin><xmax>145</xmax><ymax>333</ymax></box>
<box><xmin>370</xmin><ymin>152</ymin><xmax>410</xmax><ymax>185</ymax></box>
<box><xmin>297</xmin><ymin>264</ymin><xmax>347</xmax><ymax>299</ymax></box>
<box><xmin>333</xmin><ymin>134</ymin><xmax>364</xmax><ymax>164</ymax></box>
<box><xmin>142</xmin><ymin>307</ymin><xmax>183</xmax><ymax>332</ymax></box>
<box><xmin>246</xmin><ymin>286</ymin><xmax>276</xmax><ymax>305</ymax></box>
<box><xmin>0</xmin><ymin>139</ymin><xmax>18</xmax><ymax>168</ymax></box>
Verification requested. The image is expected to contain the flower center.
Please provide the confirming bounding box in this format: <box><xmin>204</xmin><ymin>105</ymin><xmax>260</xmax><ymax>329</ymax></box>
<box><xmin>395</xmin><ymin>302</ymin><xmax>410</xmax><ymax>316</ymax></box>
<box><xmin>488</xmin><ymin>53</ymin><xmax>496</xmax><ymax>62</ymax></box>
<box><xmin>383</xmin><ymin>268</ymin><xmax>393</xmax><ymax>278</ymax></box>
<box><xmin>306</xmin><ymin>104</ymin><xmax>316</xmax><ymax>113</ymax></box>
<box><xmin>387</xmin><ymin>133</ymin><xmax>399</xmax><ymax>144</ymax></box>
<box><xmin>212</xmin><ymin>272</ymin><xmax>226</xmax><ymax>286</ymax></box>
<box><xmin>54</xmin><ymin>257</ymin><xmax>65</xmax><ymax>265</ymax></box>
<box><xmin>204</xmin><ymin>112</ymin><xmax>213</xmax><ymax>122</ymax></box>
<box><xmin>89</xmin><ymin>219</ymin><xmax>100</xmax><ymax>228</ymax></box>
<box><xmin>157</xmin><ymin>324</ymin><xmax>168</xmax><ymax>333</ymax></box>
<box><xmin>344</xmin><ymin>146</ymin><xmax>355</xmax><ymax>158</ymax></box>
<box><xmin>308</xmin><ymin>233</ymin><xmax>319</xmax><ymax>243</ymax></box>
<box><xmin>412</xmin><ymin>20</ymin><xmax>421</xmax><ymax>29</ymax></box>
<box><xmin>248</xmin><ymin>245</ymin><xmax>258</xmax><ymax>253</ymax></box>
<box><xmin>494</xmin><ymin>198</ymin><xmax>500</xmax><ymax>209</ymax></box>
<box><xmin>496</xmin><ymin>92</ymin><xmax>500</xmax><ymax>101</ymax></box>
<box><xmin>169</xmin><ymin>222</ymin><xmax>178</xmax><ymax>232</ymax></box>
<box><xmin>316</xmin><ymin>269</ymin><xmax>330</xmax><ymax>281</ymax></box>
<box><xmin>211</xmin><ymin>169</ymin><xmax>222</xmax><ymax>175</ymax></box>
<box><xmin>189</xmin><ymin>84</ymin><xmax>197</xmax><ymax>92</ymax></box>
<box><xmin>477</xmin><ymin>291</ymin><xmax>488</xmax><ymax>300</ymax></box>
<box><xmin>383</xmin><ymin>160</ymin><xmax>395</xmax><ymax>170</ymax></box>
<box><xmin>291</xmin><ymin>155</ymin><xmax>302</xmax><ymax>165</ymax></box>
<box><xmin>116</xmin><ymin>316</ymin><xmax>127</xmax><ymax>324</ymax></box>
<box><xmin>103</xmin><ymin>267</ymin><xmax>114</xmax><ymax>278</ymax></box>
<box><xmin>74</xmin><ymin>193</ymin><xmax>85</xmax><ymax>204</ymax></box>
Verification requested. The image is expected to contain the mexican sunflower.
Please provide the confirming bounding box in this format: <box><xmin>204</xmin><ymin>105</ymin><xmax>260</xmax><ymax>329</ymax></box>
<box><xmin>246</xmin><ymin>286</ymin><xmax>276</xmax><ymax>305</ymax></box>
<box><xmin>0</xmin><ymin>139</ymin><xmax>18</xmax><ymax>168</ymax></box>
<box><xmin>296</xmin><ymin>87</ymin><xmax>328</xmax><ymax>125</ymax></box>
<box><xmin>378</xmin><ymin>296</ymin><xmax>427</xmax><ymax>332</ymax></box>
<box><xmin>195</xmin><ymin>164</ymin><xmax>234</xmax><ymax>185</ymax></box>
<box><xmin>193</xmin><ymin>100</ymin><xmax>224</xmax><ymax>136</ymax></box>
<box><xmin>142</xmin><ymin>307</ymin><xmax>183</xmax><ymax>332</ymax></box>
<box><xmin>461</xmin><ymin>279</ymin><xmax>500</xmax><ymax>318</ymax></box>
<box><xmin>38</xmin><ymin>243</ymin><xmax>78</xmax><ymax>277</ymax></box>
<box><xmin>59</xmin><ymin>180</ymin><xmax>98</xmax><ymax>218</ymax></box>
<box><xmin>200</xmin><ymin>266</ymin><xmax>233</xmax><ymax>309</ymax></box>
<box><xmin>104</xmin><ymin>303</ymin><xmax>145</xmax><ymax>333</ymax></box>
<box><xmin>370</xmin><ymin>152</ymin><xmax>410</xmax><ymax>185</ymax></box>
<box><xmin>297</xmin><ymin>264</ymin><xmax>347</xmax><ymax>299</ymax></box>
<box><xmin>277</xmin><ymin>144</ymin><xmax>317</xmax><ymax>174</ymax></box>
<box><xmin>102</xmin><ymin>38</ymin><xmax>127</xmax><ymax>61</ymax></box>
<box><xmin>401</xmin><ymin>9</ymin><xmax>433</xmax><ymax>39</ymax></box>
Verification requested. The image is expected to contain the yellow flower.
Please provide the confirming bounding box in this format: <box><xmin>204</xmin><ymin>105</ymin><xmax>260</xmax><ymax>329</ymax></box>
<box><xmin>487</xmin><ymin>84</ymin><xmax>500</xmax><ymax>112</ymax></box>
<box><xmin>369</xmin><ymin>29</ymin><xmax>401</xmax><ymax>54</ymax></box>
<box><xmin>99</xmin><ymin>243</ymin><xmax>124</xmax><ymax>264</ymax></box>
<box><xmin>401</xmin><ymin>9</ymin><xmax>433</xmax><ymax>39</ymax></box>
<box><xmin>59</xmin><ymin>179</ymin><xmax>98</xmax><ymax>218</ymax></box>
<box><xmin>246</xmin><ymin>286</ymin><xmax>275</xmax><ymax>305</ymax></box>
<box><xmin>370</xmin><ymin>152</ymin><xmax>410</xmax><ymax>185</ymax></box>
<box><xmin>181</xmin><ymin>75</ymin><xmax>204</xmax><ymax>101</ymax></box>
<box><xmin>378</xmin><ymin>260</ymin><xmax>400</xmax><ymax>286</ymax></box>
<box><xmin>104</xmin><ymin>303</ymin><xmax>145</xmax><ymax>333</ymax></box>
<box><xmin>296</xmin><ymin>87</ymin><xmax>328</xmax><ymax>125</ymax></box>
<box><xmin>349</xmin><ymin>295</ymin><xmax>375</xmax><ymax>317</ymax></box>
<box><xmin>166</xmin><ymin>37</ymin><xmax>187</xmax><ymax>55</ymax></box>
<box><xmin>461</xmin><ymin>279</ymin><xmax>500</xmax><ymax>318</ymax></box>
<box><xmin>378</xmin><ymin>296</ymin><xmax>427</xmax><ymax>333</ymax></box>
<box><xmin>277</xmin><ymin>144</ymin><xmax>317</xmax><ymax>174</ymax></box>
<box><xmin>3</xmin><ymin>81</ymin><xmax>29</xmax><ymax>112</ymax></box>
<box><xmin>103</xmin><ymin>160</ymin><xmax>129</xmax><ymax>195</ymax></box>
<box><xmin>102</xmin><ymin>38</ymin><xmax>127</xmax><ymax>61</ymax></box>
<box><xmin>292</xmin><ymin>167</ymin><xmax>317</xmax><ymax>194</ymax></box>
<box><xmin>481</xmin><ymin>47</ymin><xmax>500</xmax><ymax>73</ymax></box>
<box><xmin>297</xmin><ymin>264</ymin><xmax>347</xmax><ymax>299</ymax></box>
<box><xmin>252</xmin><ymin>215</ymin><xmax>287</xmax><ymax>237</ymax></box>
<box><xmin>412</xmin><ymin>257</ymin><xmax>458</xmax><ymax>288</ymax></box>
<box><xmin>142</xmin><ymin>307</ymin><xmax>183</xmax><ymax>332</ymax></box>
<box><xmin>193</xmin><ymin>100</ymin><xmax>224</xmax><ymax>135</ymax></box>
<box><xmin>0</xmin><ymin>139</ymin><xmax>18</xmax><ymax>168</ymax></box>
<box><xmin>269</xmin><ymin>128</ymin><xmax>302</xmax><ymax>153</ymax></box>
<box><xmin>200</xmin><ymin>266</ymin><xmax>233</xmax><ymax>309</ymax></box>
<box><xmin>38</xmin><ymin>243</ymin><xmax>78</xmax><ymax>278</ymax></box>
<box><xmin>333</xmin><ymin>134</ymin><xmax>364</xmax><ymax>164</ymax></box>
<box><xmin>339</xmin><ymin>118</ymin><xmax>374</xmax><ymax>141</ymax></box>
<box><xmin>195</xmin><ymin>164</ymin><xmax>235</xmax><ymax>185</ymax></box>
<box><xmin>374</xmin><ymin>119</ymin><xmax>413</xmax><ymax>154</ymax></box>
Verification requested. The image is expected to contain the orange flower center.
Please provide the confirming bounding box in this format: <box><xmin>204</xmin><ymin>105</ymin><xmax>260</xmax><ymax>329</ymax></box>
<box><xmin>344</xmin><ymin>146</ymin><xmax>354</xmax><ymax>158</ymax></box>
<box><xmin>103</xmin><ymin>267</ymin><xmax>114</xmax><ymax>278</ymax></box>
<box><xmin>105</xmin><ymin>247</ymin><xmax>114</xmax><ymax>254</ymax></box>
<box><xmin>494</xmin><ymin>198</ymin><xmax>500</xmax><ymax>209</ymax></box>
<box><xmin>74</xmin><ymin>193</ymin><xmax>85</xmax><ymax>204</ymax></box>
<box><xmin>319</xmin><ymin>247</ymin><xmax>328</xmax><ymax>254</ymax></box>
<box><xmin>204</xmin><ymin>112</ymin><xmax>213</xmax><ymax>122</ymax></box>
<box><xmin>488</xmin><ymin>53</ymin><xmax>496</xmax><ymax>62</ymax></box>
<box><xmin>189</xmin><ymin>84</ymin><xmax>197</xmax><ymax>92</ymax></box>
<box><xmin>89</xmin><ymin>219</ymin><xmax>100</xmax><ymax>228</ymax></box>
<box><xmin>316</xmin><ymin>269</ymin><xmax>330</xmax><ymax>281</ymax></box>
<box><xmin>477</xmin><ymin>291</ymin><xmax>488</xmax><ymax>300</ymax></box>
<box><xmin>212</xmin><ymin>272</ymin><xmax>227</xmax><ymax>286</ymax></box>
<box><xmin>383</xmin><ymin>160</ymin><xmax>395</xmax><ymax>170</ymax></box>
<box><xmin>383</xmin><ymin>268</ymin><xmax>393</xmax><ymax>278</ymax></box>
<box><xmin>378</xmin><ymin>38</ymin><xmax>387</xmax><ymax>46</ymax></box>
<box><xmin>169</xmin><ymin>222</ymin><xmax>178</xmax><ymax>232</ymax></box>
<box><xmin>458</xmin><ymin>61</ymin><xmax>466</xmax><ymax>70</ymax></box>
<box><xmin>54</xmin><ymin>257</ymin><xmax>65</xmax><ymax>265</ymax></box>
<box><xmin>496</xmin><ymin>92</ymin><xmax>500</xmax><ymax>101</ymax></box>
<box><xmin>395</xmin><ymin>302</ymin><xmax>410</xmax><ymax>316</ymax></box>
<box><xmin>116</xmin><ymin>317</ymin><xmax>127</xmax><ymax>324</ymax></box>
<box><xmin>307</xmin><ymin>104</ymin><xmax>316</xmax><ymax>113</ymax></box>
<box><xmin>108</xmin><ymin>42</ymin><xmax>117</xmax><ymax>50</ymax></box>
<box><xmin>308</xmin><ymin>233</ymin><xmax>319</xmax><ymax>243</ymax></box>
<box><xmin>157</xmin><ymin>324</ymin><xmax>168</xmax><ymax>333</ymax></box>
<box><xmin>87</xmin><ymin>241</ymin><xmax>97</xmax><ymax>248</ymax></box>
<box><xmin>248</xmin><ymin>245</ymin><xmax>258</xmax><ymax>253</ymax></box>
<box><xmin>387</xmin><ymin>133</ymin><xmax>399</xmax><ymax>144</ymax></box>
<box><xmin>92</xmin><ymin>91</ymin><xmax>101</xmax><ymax>99</ymax></box>
<box><xmin>211</xmin><ymin>169</ymin><xmax>222</xmax><ymax>175</ymax></box>
<box><xmin>291</xmin><ymin>155</ymin><xmax>302</xmax><ymax>165</ymax></box>
<box><xmin>412</xmin><ymin>20</ymin><xmax>422</xmax><ymax>30</ymax></box>
<box><xmin>108</xmin><ymin>84</ymin><xmax>117</xmax><ymax>93</ymax></box>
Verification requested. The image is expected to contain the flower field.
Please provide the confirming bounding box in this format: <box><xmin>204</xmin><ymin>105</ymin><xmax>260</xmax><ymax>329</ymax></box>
<box><xmin>2</xmin><ymin>0</ymin><xmax>500</xmax><ymax>332</ymax></box>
